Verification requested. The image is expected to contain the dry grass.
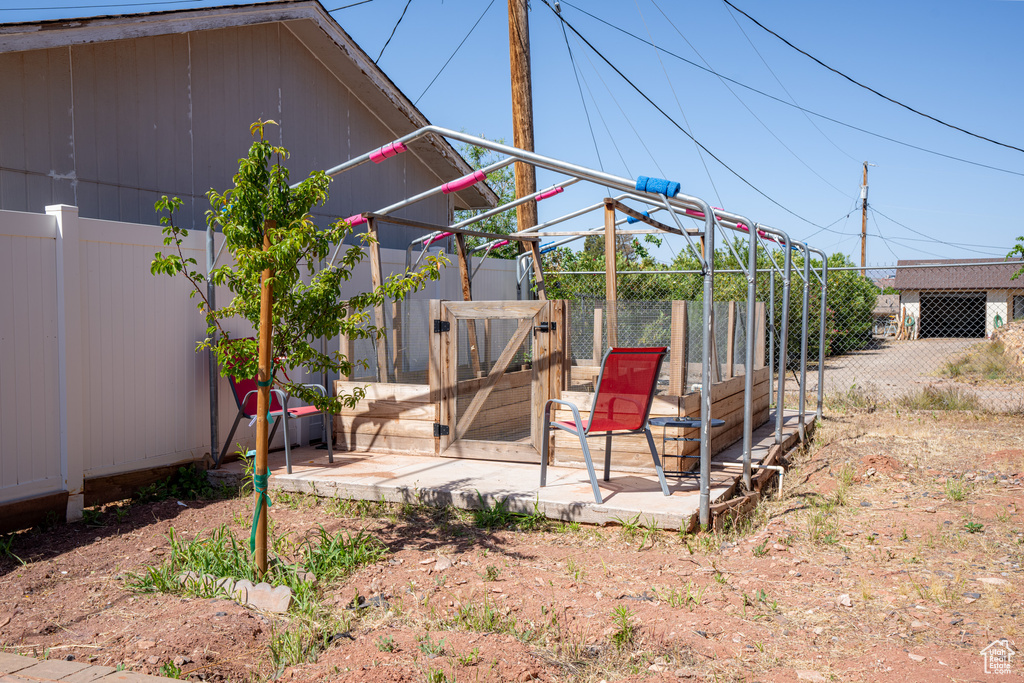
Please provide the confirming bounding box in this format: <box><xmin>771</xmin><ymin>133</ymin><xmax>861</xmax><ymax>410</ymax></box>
<box><xmin>942</xmin><ymin>340</ymin><xmax>1023</xmax><ymax>383</ymax></box>
<box><xmin>896</xmin><ymin>385</ymin><xmax>983</xmax><ymax>411</ymax></box>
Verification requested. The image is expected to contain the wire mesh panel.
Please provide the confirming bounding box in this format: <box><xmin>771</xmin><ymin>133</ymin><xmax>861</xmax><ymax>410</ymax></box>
<box><xmin>348</xmin><ymin>298</ymin><xmax>433</xmax><ymax>385</ymax></box>
<box><xmin>564</xmin><ymin>296</ymin><xmax>759</xmax><ymax>395</ymax></box>
<box><xmin>455</xmin><ymin>316</ymin><xmax>534</xmax><ymax>442</ymax></box>
<box><xmin>796</xmin><ymin>263</ymin><xmax>1024</xmax><ymax>411</ymax></box>
<box><xmin>548</xmin><ymin>260</ymin><xmax>1024</xmax><ymax>411</ymax></box>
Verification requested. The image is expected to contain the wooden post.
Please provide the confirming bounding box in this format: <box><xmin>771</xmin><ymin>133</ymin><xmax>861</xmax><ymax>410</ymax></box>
<box><xmin>367</xmin><ymin>218</ymin><xmax>389</xmax><ymax>383</ymax></box>
<box><xmin>669</xmin><ymin>300</ymin><xmax>688</xmax><ymax>395</ymax></box>
<box><xmin>253</xmin><ymin>221</ymin><xmax>275</xmax><ymax>576</ymax></box>
<box><xmin>558</xmin><ymin>299</ymin><xmax>571</xmax><ymax>395</ymax></box>
<box><xmin>455</xmin><ymin>233</ymin><xmax>483</xmax><ymax>376</ymax></box>
<box><xmin>338</xmin><ymin>306</ymin><xmax>352</xmax><ymax>381</ymax></box>
<box><xmin>483</xmin><ymin>319</ymin><xmax>491</xmax><ymax>368</ymax></box>
<box><xmin>604</xmin><ymin>200</ymin><xmax>618</xmax><ymax>348</ymax></box>
<box><xmin>710</xmin><ymin>312</ymin><xmax>721</xmax><ymax>384</ymax></box>
<box><xmin>508</xmin><ymin>0</ymin><xmax>537</xmax><ymax>234</ymax></box>
<box><xmin>428</xmin><ymin>299</ymin><xmax>442</xmax><ymax>455</ymax></box>
<box><xmin>527</xmin><ymin>241</ymin><xmax>548</xmax><ymax>300</ymax></box>
<box><xmin>725</xmin><ymin>301</ymin><xmax>737</xmax><ymax>379</ymax></box>
<box><xmin>391</xmin><ymin>299</ymin><xmax>403</xmax><ymax>382</ymax></box>
<box><xmin>592</xmin><ymin>307</ymin><xmax>603</xmax><ymax>363</ymax></box>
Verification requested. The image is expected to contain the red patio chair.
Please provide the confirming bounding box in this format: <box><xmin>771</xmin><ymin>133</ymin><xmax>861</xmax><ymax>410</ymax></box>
<box><xmin>215</xmin><ymin>341</ymin><xmax>333</xmax><ymax>474</ymax></box>
<box><xmin>541</xmin><ymin>347</ymin><xmax>671</xmax><ymax>504</ymax></box>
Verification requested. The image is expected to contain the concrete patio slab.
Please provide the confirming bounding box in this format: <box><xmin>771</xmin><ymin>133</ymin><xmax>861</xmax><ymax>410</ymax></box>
<box><xmin>215</xmin><ymin>411</ymin><xmax>814</xmax><ymax>531</ymax></box>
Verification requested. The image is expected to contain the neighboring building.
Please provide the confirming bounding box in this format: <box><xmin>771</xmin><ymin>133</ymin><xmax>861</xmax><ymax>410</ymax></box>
<box><xmin>871</xmin><ymin>293</ymin><xmax>899</xmax><ymax>335</ymax></box>
<box><xmin>0</xmin><ymin>1</ymin><xmax>496</xmax><ymax>249</ymax></box>
<box><xmin>872</xmin><ymin>276</ymin><xmax>896</xmax><ymax>291</ymax></box>
<box><xmin>894</xmin><ymin>258</ymin><xmax>1024</xmax><ymax>338</ymax></box>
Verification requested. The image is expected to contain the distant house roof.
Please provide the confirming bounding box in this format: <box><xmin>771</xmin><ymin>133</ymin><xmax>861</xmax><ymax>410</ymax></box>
<box><xmin>0</xmin><ymin>0</ymin><xmax>498</xmax><ymax>211</ymax></box>
<box><xmin>873</xmin><ymin>276</ymin><xmax>895</xmax><ymax>290</ymax></box>
<box><xmin>894</xmin><ymin>258</ymin><xmax>1024</xmax><ymax>291</ymax></box>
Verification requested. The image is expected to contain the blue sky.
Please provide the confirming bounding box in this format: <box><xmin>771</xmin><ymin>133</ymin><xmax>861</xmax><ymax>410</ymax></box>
<box><xmin>3</xmin><ymin>0</ymin><xmax>1022</xmax><ymax>266</ymax></box>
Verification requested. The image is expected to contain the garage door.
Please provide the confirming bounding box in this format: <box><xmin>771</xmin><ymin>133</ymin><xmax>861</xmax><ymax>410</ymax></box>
<box><xmin>920</xmin><ymin>293</ymin><xmax>985</xmax><ymax>338</ymax></box>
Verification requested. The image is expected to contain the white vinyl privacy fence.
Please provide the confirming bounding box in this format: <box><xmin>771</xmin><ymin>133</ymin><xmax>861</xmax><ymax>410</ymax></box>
<box><xmin>0</xmin><ymin>205</ymin><xmax>518</xmax><ymax>520</ymax></box>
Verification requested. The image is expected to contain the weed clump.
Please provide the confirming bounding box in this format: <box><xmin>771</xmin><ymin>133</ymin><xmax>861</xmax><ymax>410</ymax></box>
<box><xmin>897</xmin><ymin>385</ymin><xmax>981</xmax><ymax>411</ymax></box>
<box><xmin>942</xmin><ymin>340</ymin><xmax>1022</xmax><ymax>383</ymax></box>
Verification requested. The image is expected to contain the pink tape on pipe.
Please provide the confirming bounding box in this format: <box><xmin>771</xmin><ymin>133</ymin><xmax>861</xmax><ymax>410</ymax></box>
<box><xmin>369</xmin><ymin>141</ymin><xmax>408</xmax><ymax>163</ymax></box>
<box><xmin>442</xmin><ymin>170</ymin><xmax>486</xmax><ymax>194</ymax></box>
<box><xmin>425</xmin><ymin>231</ymin><xmax>453</xmax><ymax>246</ymax></box>
<box><xmin>345</xmin><ymin>213</ymin><xmax>367</xmax><ymax>227</ymax></box>
<box><xmin>535</xmin><ymin>187</ymin><xmax>564</xmax><ymax>201</ymax></box>
<box><xmin>492</xmin><ymin>240</ymin><xmax>510</xmax><ymax>248</ymax></box>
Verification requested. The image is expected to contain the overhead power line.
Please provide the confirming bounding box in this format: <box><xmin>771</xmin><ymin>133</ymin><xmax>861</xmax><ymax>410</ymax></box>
<box><xmin>541</xmin><ymin>0</ymin><xmax>829</xmax><ymax>231</ymax></box>
<box><xmin>869</xmin><ymin>206</ymin><xmax>1010</xmax><ymax>257</ymax></box>
<box><xmin>327</xmin><ymin>0</ymin><xmax>376</xmax><ymax>11</ymax></box>
<box><xmin>558</xmin><ymin>0</ymin><xmax>1024</xmax><ymax>178</ymax></box>
<box><xmin>718</xmin><ymin>0</ymin><xmax>859</xmax><ymax>164</ymax></box>
<box><xmin>414</xmin><ymin>0</ymin><xmax>496</xmax><ymax>105</ymax></box>
<box><xmin>647</xmin><ymin>0</ymin><xmax>852</xmax><ymax>201</ymax></box>
<box><xmin>375</xmin><ymin>0</ymin><xmax>413</xmax><ymax>64</ymax></box>
<box><xmin>721</xmin><ymin>0</ymin><xmax>1024</xmax><ymax>155</ymax></box>
<box><xmin>559</xmin><ymin>27</ymin><xmax>609</xmax><ymax>173</ymax></box>
<box><xmin>637</xmin><ymin>0</ymin><xmax>723</xmax><ymax>206</ymax></box>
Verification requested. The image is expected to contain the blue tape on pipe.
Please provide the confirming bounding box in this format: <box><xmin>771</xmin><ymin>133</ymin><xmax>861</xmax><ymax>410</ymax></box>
<box><xmin>635</xmin><ymin>176</ymin><xmax>680</xmax><ymax>197</ymax></box>
<box><xmin>626</xmin><ymin>211</ymin><xmax>650</xmax><ymax>225</ymax></box>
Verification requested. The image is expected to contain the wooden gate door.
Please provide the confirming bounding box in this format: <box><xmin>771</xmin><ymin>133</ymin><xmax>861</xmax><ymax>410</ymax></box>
<box><xmin>430</xmin><ymin>300</ymin><xmax>567</xmax><ymax>463</ymax></box>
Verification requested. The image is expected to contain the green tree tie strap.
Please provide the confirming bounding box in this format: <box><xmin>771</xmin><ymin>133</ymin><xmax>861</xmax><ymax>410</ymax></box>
<box><xmin>256</xmin><ymin>379</ymin><xmax>273</xmax><ymax>387</ymax></box>
<box><xmin>250</xmin><ymin>471</ymin><xmax>273</xmax><ymax>552</ymax></box>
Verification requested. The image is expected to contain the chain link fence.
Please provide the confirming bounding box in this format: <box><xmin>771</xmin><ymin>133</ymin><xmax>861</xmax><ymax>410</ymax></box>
<box><xmin>546</xmin><ymin>260</ymin><xmax>1024</xmax><ymax>411</ymax></box>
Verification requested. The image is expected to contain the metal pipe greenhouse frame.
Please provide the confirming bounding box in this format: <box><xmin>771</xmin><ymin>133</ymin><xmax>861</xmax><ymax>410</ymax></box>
<box><xmin>221</xmin><ymin>126</ymin><xmax>830</xmax><ymax>528</ymax></box>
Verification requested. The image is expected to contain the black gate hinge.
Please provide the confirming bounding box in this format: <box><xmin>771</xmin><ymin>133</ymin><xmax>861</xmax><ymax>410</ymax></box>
<box><xmin>434</xmin><ymin>319</ymin><xmax>450</xmax><ymax>333</ymax></box>
<box><xmin>433</xmin><ymin>423</ymin><xmax>449</xmax><ymax>437</ymax></box>
<box><xmin>533</xmin><ymin>321</ymin><xmax>556</xmax><ymax>334</ymax></box>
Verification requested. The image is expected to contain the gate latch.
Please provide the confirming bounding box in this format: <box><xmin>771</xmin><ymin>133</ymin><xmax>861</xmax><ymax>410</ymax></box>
<box><xmin>533</xmin><ymin>321</ymin><xmax>556</xmax><ymax>334</ymax></box>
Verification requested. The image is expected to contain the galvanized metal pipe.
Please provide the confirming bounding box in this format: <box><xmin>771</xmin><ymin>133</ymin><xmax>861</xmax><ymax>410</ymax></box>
<box><xmin>320</xmin><ymin>126</ymin><xmax>829</xmax><ymax>508</ymax></box>
<box><xmin>733</xmin><ymin>214</ymin><xmax>758</xmax><ymax>492</ymax></box>
<box><xmin>374</xmin><ymin>157</ymin><xmax>514</xmax><ymax>221</ymax></box>
<box><xmin>768</xmin><ymin>235</ymin><xmax>793</xmax><ymax>444</ymax></box>
<box><xmin>808</xmin><ymin>247</ymin><xmax>829</xmax><ymax>419</ymax></box>
<box><xmin>794</xmin><ymin>241</ymin><xmax>812</xmax><ymax>443</ymax></box>
<box><xmin>697</xmin><ymin>200</ymin><xmax>716</xmax><ymax>530</ymax></box>
<box><xmin>206</xmin><ymin>224</ymin><xmax>219</xmax><ymax>465</ymax></box>
<box><xmin>768</xmin><ymin>265</ymin><xmax>775</xmax><ymax>410</ymax></box>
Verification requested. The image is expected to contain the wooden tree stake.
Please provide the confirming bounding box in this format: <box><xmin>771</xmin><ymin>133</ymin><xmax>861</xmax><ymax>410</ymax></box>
<box><xmin>254</xmin><ymin>221</ymin><xmax>275</xmax><ymax>576</ymax></box>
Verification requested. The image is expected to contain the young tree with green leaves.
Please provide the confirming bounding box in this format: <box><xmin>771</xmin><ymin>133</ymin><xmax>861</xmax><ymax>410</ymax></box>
<box><xmin>1010</xmin><ymin>236</ymin><xmax>1024</xmax><ymax>281</ymax></box>
<box><xmin>152</xmin><ymin>120</ymin><xmax>443</xmax><ymax>413</ymax></box>
<box><xmin>152</xmin><ymin>121</ymin><xmax>443</xmax><ymax>572</ymax></box>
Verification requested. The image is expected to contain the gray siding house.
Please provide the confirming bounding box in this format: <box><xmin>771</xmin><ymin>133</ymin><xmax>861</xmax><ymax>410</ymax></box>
<box><xmin>0</xmin><ymin>1</ymin><xmax>496</xmax><ymax>249</ymax></box>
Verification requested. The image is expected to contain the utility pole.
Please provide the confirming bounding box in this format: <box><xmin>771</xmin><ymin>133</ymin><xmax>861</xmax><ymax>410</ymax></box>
<box><xmin>860</xmin><ymin>161</ymin><xmax>869</xmax><ymax>277</ymax></box>
<box><xmin>508</xmin><ymin>0</ymin><xmax>537</xmax><ymax>231</ymax></box>
<box><xmin>508</xmin><ymin>0</ymin><xmax>546</xmax><ymax>298</ymax></box>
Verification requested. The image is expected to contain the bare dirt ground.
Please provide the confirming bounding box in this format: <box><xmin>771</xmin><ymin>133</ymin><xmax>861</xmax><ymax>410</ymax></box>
<box><xmin>1</xmin><ymin>406</ymin><xmax>1022</xmax><ymax>683</ymax></box>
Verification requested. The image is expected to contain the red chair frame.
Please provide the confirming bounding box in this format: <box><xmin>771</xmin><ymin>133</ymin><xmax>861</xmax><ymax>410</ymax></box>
<box><xmin>214</xmin><ymin>341</ymin><xmax>333</xmax><ymax>474</ymax></box>
<box><xmin>541</xmin><ymin>347</ymin><xmax>671</xmax><ymax>504</ymax></box>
